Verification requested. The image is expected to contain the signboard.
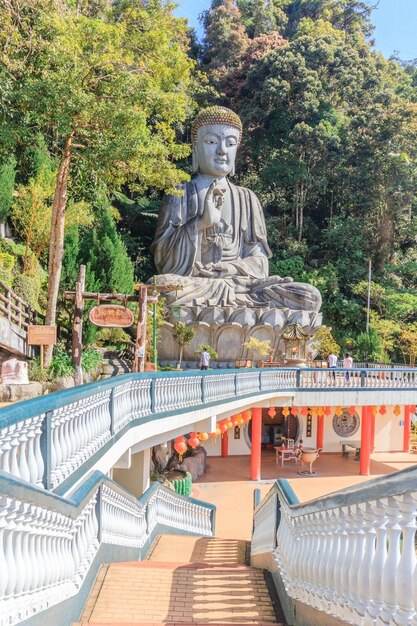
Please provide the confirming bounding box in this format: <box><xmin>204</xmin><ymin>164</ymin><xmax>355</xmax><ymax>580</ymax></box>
<box><xmin>89</xmin><ymin>304</ymin><xmax>134</xmax><ymax>328</ymax></box>
<box><xmin>28</xmin><ymin>325</ymin><xmax>57</xmax><ymax>346</ymax></box>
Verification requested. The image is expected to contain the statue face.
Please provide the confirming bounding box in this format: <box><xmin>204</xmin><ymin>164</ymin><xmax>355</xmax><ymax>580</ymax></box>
<box><xmin>194</xmin><ymin>124</ymin><xmax>240</xmax><ymax>177</ymax></box>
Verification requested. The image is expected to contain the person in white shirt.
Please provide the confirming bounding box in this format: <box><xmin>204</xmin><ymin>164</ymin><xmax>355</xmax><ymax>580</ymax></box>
<box><xmin>327</xmin><ymin>352</ymin><xmax>338</xmax><ymax>379</ymax></box>
<box><xmin>200</xmin><ymin>348</ymin><xmax>211</xmax><ymax>370</ymax></box>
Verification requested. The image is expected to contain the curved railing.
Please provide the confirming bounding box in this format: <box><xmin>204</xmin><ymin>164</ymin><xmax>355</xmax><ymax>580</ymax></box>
<box><xmin>251</xmin><ymin>467</ymin><xmax>417</xmax><ymax>626</ymax></box>
<box><xmin>0</xmin><ymin>469</ymin><xmax>215</xmax><ymax>626</ymax></box>
<box><xmin>1</xmin><ymin>367</ymin><xmax>417</xmax><ymax>491</ymax></box>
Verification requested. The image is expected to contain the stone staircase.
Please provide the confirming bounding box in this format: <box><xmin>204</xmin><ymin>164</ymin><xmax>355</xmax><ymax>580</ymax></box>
<box><xmin>99</xmin><ymin>349</ymin><xmax>132</xmax><ymax>379</ymax></box>
<box><xmin>72</xmin><ymin>535</ymin><xmax>286</xmax><ymax>625</ymax></box>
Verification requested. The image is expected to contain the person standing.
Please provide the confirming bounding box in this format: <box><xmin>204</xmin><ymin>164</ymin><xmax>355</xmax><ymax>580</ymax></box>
<box><xmin>200</xmin><ymin>347</ymin><xmax>210</xmax><ymax>371</ymax></box>
<box><xmin>327</xmin><ymin>351</ymin><xmax>338</xmax><ymax>380</ymax></box>
<box><xmin>343</xmin><ymin>352</ymin><xmax>353</xmax><ymax>382</ymax></box>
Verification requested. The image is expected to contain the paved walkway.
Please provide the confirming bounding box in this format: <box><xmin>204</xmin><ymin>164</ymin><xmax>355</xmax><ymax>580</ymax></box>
<box><xmin>193</xmin><ymin>449</ymin><xmax>417</xmax><ymax>540</ymax></box>
<box><xmin>75</xmin><ymin>536</ymin><xmax>283</xmax><ymax>625</ymax></box>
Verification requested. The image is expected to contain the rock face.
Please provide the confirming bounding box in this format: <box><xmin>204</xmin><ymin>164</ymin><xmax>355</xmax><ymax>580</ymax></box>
<box><xmin>178</xmin><ymin>447</ymin><xmax>207</xmax><ymax>481</ymax></box>
<box><xmin>0</xmin><ymin>382</ymin><xmax>43</xmax><ymax>402</ymax></box>
<box><xmin>1</xmin><ymin>358</ymin><xmax>29</xmax><ymax>385</ymax></box>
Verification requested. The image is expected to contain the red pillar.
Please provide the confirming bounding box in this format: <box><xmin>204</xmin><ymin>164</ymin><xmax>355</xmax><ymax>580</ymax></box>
<box><xmin>221</xmin><ymin>429</ymin><xmax>229</xmax><ymax>457</ymax></box>
<box><xmin>371</xmin><ymin>409</ymin><xmax>375</xmax><ymax>453</ymax></box>
<box><xmin>404</xmin><ymin>405</ymin><xmax>411</xmax><ymax>453</ymax></box>
<box><xmin>316</xmin><ymin>415</ymin><xmax>324</xmax><ymax>450</ymax></box>
<box><xmin>360</xmin><ymin>406</ymin><xmax>372</xmax><ymax>476</ymax></box>
<box><xmin>251</xmin><ymin>407</ymin><xmax>262</xmax><ymax>480</ymax></box>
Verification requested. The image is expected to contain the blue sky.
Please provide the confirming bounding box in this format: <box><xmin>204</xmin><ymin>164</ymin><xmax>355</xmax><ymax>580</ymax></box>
<box><xmin>174</xmin><ymin>0</ymin><xmax>417</xmax><ymax>61</ymax></box>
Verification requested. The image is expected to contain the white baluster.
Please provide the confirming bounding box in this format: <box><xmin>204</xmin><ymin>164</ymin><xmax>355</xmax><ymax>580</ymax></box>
<box><xmin>0</xmin><ymin>497</ymin><xmax>11</xmax><ymax>598</ymax></box>
<box><xmin>17</xmin><ymin>423</ymin><xmax>31</xmax><ymax>483</ymax></box>
<box><xmin>391</xmin><ymin>494</ymin><xmax>417</xmax><ymax>626</ymax></box>
<box><xmin>377</xmin><ymin>496</ymin><xmax>401</xmax><ymax>625</ymax></box>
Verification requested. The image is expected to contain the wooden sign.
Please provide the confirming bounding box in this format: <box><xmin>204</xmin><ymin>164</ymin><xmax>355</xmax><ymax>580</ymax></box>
<box><xmin>28</xmin><ymin>325</ymin><xmax>57</xmax><ymax>346</ymax></box>
<box><xmin>89</xmin><ymin>304</ymin><xmax>134</xmax><ymax>328</ymax></box>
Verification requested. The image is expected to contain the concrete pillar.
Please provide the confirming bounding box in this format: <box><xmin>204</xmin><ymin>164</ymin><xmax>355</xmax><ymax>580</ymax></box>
<box><xmin>113</xmin><ymin>448</ymin><xmax>151</xmax><ymax>497</ymax></box>
<box><xmin>251</xmin><ymin>407</ymin><xmax>262</xmax><ymax>481</ymax></box>
<box><xmin>371</xmin><ymin>409</ymin><xmax>375</xmax><ymax>452</ymax></box>
<box><xmin>404</xmin><ymin>405</ymin><xmax>411</xmax><ymax>453</ymax></box>
<box><xmin>221</xmin><ymin>429</ymin><xmax>229</xmax><ymax>457</ymax></box>
<box><xmin>316</xmin><ymin>414</ymin><xmax>324</xmax><ymax>450</ymax></box>
<box><xmin>360</xmin><ymin>406</ymin><xmax>372</xmax><ymax>476</ymax></box>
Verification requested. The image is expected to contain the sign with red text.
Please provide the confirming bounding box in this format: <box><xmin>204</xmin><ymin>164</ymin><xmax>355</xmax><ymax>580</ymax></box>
<box><xmin>89</xmin><ymin>305</ymin><xmax>134</xmax><ymax>328</ymax></box>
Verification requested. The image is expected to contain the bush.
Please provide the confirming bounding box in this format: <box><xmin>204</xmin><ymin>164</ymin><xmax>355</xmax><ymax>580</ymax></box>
<box><xmin>95</xmin><ymin>327</ymin><xmax>131</xmax><ymax>349</ymax></box>
<box><xmin>28</xmin><ymin>357</ymin><xmax>49</xmax><ymax>383</ymax></box>
<box><xmin>82</xmin><ymin>348</ymin><xmax>103</xmax><ymax>373</ymax></box>
<box><xmin>49</xmin><ymin>345</ymin><xmax>75</xmax><ymax>379</ymax></box>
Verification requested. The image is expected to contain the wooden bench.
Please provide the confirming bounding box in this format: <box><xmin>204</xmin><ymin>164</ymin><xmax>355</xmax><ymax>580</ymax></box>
<box><xmin>340</xmin><ymin>439</ymin><xmax>361</xmax><ymax>460</ymax></box>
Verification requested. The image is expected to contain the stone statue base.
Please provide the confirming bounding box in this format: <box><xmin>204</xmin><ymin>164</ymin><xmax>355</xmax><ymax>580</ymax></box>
<box><xmin>157</xmin><ymin>305</ymin><xmax>322</xmax><ymax>368</ymax></box>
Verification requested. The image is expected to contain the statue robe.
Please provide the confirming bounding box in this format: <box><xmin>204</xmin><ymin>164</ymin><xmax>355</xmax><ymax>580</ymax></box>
<box><xmin>151</xmin><ymin>179</ymin><xmax>321</xmax><ymax>312</ymax></box>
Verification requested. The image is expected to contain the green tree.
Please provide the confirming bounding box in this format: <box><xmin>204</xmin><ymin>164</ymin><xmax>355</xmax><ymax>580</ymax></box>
<box><xmin>0</xmin><ymin>0</ymin><xmax>195</xmax><ymax>363</ymax></box>
<box><xmin>173</xmin><ymin>322</ymin><xmax>196</xmax><ymax>368</ymax></box>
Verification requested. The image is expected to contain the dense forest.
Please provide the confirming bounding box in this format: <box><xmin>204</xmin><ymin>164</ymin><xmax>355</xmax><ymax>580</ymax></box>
<box><xmin>1</xmin><ymin>0</ymin><xmax>417</xmax><ymax>364</ymax></box>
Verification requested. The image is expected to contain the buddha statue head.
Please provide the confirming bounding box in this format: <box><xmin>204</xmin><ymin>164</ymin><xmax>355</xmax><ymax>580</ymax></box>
<box><xmin>191</xmin><ymin>106</ymin><xmax>243</xmax><ymax>177</ymax></box>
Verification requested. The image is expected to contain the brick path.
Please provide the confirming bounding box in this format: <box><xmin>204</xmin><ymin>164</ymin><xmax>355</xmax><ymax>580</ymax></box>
<box><xmin>73</xmin><ymin>535</ymin><xmax>283</xmax><ymax>625</ymax></box>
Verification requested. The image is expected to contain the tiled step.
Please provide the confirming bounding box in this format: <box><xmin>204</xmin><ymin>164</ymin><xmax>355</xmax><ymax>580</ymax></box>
<box><xmin>146</xmin><ymin>535</ymin><xmax>250</xmax><ymax>566</ymax></box>
<box><xmin>79</xmin><ymin>561</ymin><xmax>279</xmax><ymax>624</ymax></box>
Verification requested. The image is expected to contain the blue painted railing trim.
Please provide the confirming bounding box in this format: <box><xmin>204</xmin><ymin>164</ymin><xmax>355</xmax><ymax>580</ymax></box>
<box><xmin>1</xmin><ymin>366</ymin><xmax>416</xmax><ymax>430</ymax></box>
<box><xmin>0</xmin><ymin>468</ymin><xmax>216</xmax><ymax>524</ymax></box>
<box><xmin>277</xmin><ymin>478</ymin><xmax>299</xmax><ymax>506</ymax></box>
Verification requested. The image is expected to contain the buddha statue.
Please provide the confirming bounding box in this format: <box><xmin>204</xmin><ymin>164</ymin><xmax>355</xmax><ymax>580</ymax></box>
<box><xmin>152</xmin><ymin>106</ymin><xmax>322</xmax><ymax>323</ymax></box>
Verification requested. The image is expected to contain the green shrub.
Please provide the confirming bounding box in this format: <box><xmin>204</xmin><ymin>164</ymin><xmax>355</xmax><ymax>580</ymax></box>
<box><xmin>82</xmin><ymin>348</ymin><xmax>103</xmax><ymax>373</ymax></box>
<box><xmin>28</xmin><ymin>357</ymin><xmax>49</xmax><ymax>383</ymax></box>
<box><xmin>0</xmin><ymin>253</ymin><xmax>15</xmax><ymax>285</ymax></box>
<box><xmin>95</xmin><ymin>327</ymin><xmax>131</xmax><ymax>348</ymax></box>
<box><xmin>49</xmin><ymin>345</ymin><xmax>74</xmax><ymax>379</ymax></box>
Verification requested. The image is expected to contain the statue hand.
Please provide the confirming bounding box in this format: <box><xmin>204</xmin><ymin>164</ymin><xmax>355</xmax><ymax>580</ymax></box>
<box><xmin>201</xmin><ymin>180</ymin><xmax>224</xmax><ymax>228</ymax></box>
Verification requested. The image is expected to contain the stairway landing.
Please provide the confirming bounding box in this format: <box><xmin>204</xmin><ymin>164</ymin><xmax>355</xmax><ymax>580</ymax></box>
<box><xmin>73</xmin><ymin>535</ymin><xmax>285</xmax><ymax>625</ymax></box>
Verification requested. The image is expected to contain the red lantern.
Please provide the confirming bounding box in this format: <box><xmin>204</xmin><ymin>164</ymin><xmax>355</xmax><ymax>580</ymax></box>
<box><xmin>174</xmin><ymin>439</ymin><xmax>187</xmax><ymax>461</ymax></box>
<box><xmin>188</xmin><ymin>435</ymin><xmax>200</xmax><ymax>449</ymax></box>
<box><xmin>410</xmin><ymin>405</ymin><xmax>416</xmax><ymax>413</ymax></box>
<box><xmin>290</xmin><ymin>407</ymin><xmax>298</xmax><ymax>416</ymax></box>
<box><xmin>236</xmin><ymin>416</ymin><xmax>243</xmax><ymax>426</ymax></box>
<box><xmin>198</xmin><ymin>432</ymin><xmax>209</xmax><ymax>442</ymax></box>
<box><xmin>324</xmin><ymin>406</ymin><xmax>332</xmax><ymax>416</ymax></box>
<box><xmin>219</xmin><ymin>420</ymin><xmax>228</xmax><ymax>434</ymax></box>
<box><xmin>190</xmin><ymin>431</ymin><xmax>198</xmax><ymax>439</ymax></box>
<box><xmin>310</xmin><ymin>407</ymin><xmax>317</xmax><ymax>417</ymax></box>
<box><xmin>242</xmin><ymin>410</ymin><xmax>252</xmax><ymax>422</ymax></box>
<box><xmin>301</xmin><ymin>407</ymin><xmax>308</xmax><ymax>416</ymax></box>
<box><xmin>230</xmin><ymin>415</ymin><xmax>238</xmax><ymax>426</ymax></box>
<box><xmin>175</xmin><ymin>435</ymin><xmax>185</xmax><ymax>444</ymax></box>
<box><xmin>226</xmin><ymin>419</ymin><xmax>233</xmax><ymax>429</ymax></box>
<box><xmin>268</xmin><ymin>407</ymin><xmax>276</xmax><ymax>418</ymax></box>
<box><xmin>317</xmin><ymin>406</ymin><xmax>324</xmax><ymax>417</ymax></box>
<box><xmin>349</xmin><ymin>406</ymin><xmax>356</xmax><ymax>416</ymax></box>
<box><xmin>379</xmin><ymin>405</ymin><xmax>387</xmax><ymax>415</ymax></box>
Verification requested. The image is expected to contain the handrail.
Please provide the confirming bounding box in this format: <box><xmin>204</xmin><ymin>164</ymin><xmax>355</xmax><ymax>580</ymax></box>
<box><xmin>0</xmin><ymin>277</ymin><xmax>43</xmax><ymax>331</ymax></box>
<box><xmin>0</xmin><ymin>468</ymin><xmax>215</xmax><ymax>625</ymax></box>
<box><xmin>252</xmin><ymin>466</ymin><xmax>417</xmax><ymax>625</ymax></box>
<box><xmin>1</xmin><ymin>366</ymin><xmax>417</xmax><ymax>492</ymax></box>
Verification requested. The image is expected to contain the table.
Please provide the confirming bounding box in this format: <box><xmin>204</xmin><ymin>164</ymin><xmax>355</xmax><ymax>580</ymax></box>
<box><xmin>340</xmin><ymin>439</ymin><xmax>361</xmax><ymax>460</ymax></box>
<box><xmin>275</xmin><ymin>447</ymin><xmax>300</xmax><ymax>466</ymax></box>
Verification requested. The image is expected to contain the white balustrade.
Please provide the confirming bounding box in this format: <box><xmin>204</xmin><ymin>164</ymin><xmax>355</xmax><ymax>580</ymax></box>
<box><xmin>251</xmin><ymin>491</ymin><xmax>277</xmax><ymax>556</ymax></box>
<box><xmin>253</xmin><ymin>477</ymin><xmax>417</xmax><ymax>626</ymax></box>
<box><xmin>0</xmin><ymin>479</ymin><xmax>214</xmax><ymax>626</ymax></box>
